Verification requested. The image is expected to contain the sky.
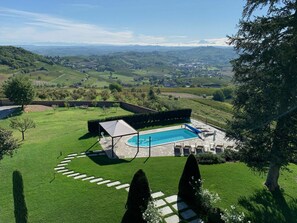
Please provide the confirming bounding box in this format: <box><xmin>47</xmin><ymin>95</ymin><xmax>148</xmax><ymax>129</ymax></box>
<box><xmin>0</xmin><ymin>0</ymin><xmax>247</xmax><ymax>46</ymax></box>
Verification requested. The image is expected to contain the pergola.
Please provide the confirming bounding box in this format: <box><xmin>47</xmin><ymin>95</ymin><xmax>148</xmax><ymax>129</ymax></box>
<box><xmin>99</xmin><ymin>119</ymin><xmax>139</xmax><ymax>158</ymax></box>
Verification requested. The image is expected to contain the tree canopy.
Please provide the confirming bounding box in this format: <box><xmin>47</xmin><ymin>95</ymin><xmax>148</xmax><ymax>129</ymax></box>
<box><xmin>2</xmin><ymin>76</ymin><xmax>35</xmax><ymax>110</ymax></box>
<box><xmin>227</xmin><ymin>0</ymin><xmax>297</xmax><ymax>191</ymax></box>
<box><xmin>0</xmin><ymin>128</ymin><xmax>19</xmax><ymax>161</ymax></box>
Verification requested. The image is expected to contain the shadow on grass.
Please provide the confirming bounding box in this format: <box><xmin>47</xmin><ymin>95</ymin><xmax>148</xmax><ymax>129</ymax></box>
<box><xmin>2</xmin><ymin>107</ymin><xmax>23</xmax><ymax>119</ymax></box>
<box><xmin>238</xmin><ymin>188</ymin><xmax>297</xmax><ymax>223</ymax></box>
<box><xmin>88</xmin><ymin>155</ymin><xmax>129</xmax><ymax>166</ymax></box>
<box><xmin>79</xmin><ymin>132</ymin><xmax>97</xmax><ymax>140</ymax></box>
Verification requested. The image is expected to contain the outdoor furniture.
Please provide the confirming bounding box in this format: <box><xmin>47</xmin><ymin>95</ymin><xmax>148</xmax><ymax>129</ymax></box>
<box><xmin>215</xmin><ymin>144</ymin><xmax>224</xmax><ymax>153</ymax></box>
<box><xmin>183</xmin><ymin>145</ymin><xmax>191</xmax><ymax>156</ymax></box>
<box><xmin>174</xmin><ymin>145</ymin><xmax>182</xmax><ymax>156</ymax></box>
<box><xmin>195</xmin><ymin>146</ymin><xmax>203</xmax><ymax>154</ymax></box>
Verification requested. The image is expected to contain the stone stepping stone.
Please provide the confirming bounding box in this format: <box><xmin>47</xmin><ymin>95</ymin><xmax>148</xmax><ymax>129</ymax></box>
<box><xmin>67</xmin><ymin>173</ymin><xmax>80</xmax><ymax>177</ymax></box>
<box><xmin>61</xmin><ymin>160</ymin><xmax>71</xmax><ymax>163</ymax></box>
<box><xmin>125</xmin><ymin>187</ymin><xmax>130</xmax><ymax>192</ymax></box>
<box><xmin>97</xmin><ymin>180</ymin><xmax>111</xmax><ymax>185</ymax></box>
<box><xmin>159</xmin><ymin>206</ymin><xmax>173</xmax><ymax>216</ymax></box>
<box><xmin>80</xmin><ymin>152</ymin><xmax>86</xmax><ymax>155</ymax></box>
<box><xmin>164</xmin><ymin>195</ymin><xmax>181</xmax><ymax>204</ymax></box>
<box><xmin>74</xmin><ymin>174</ymin><xmax>87</xmax><ymax>179</ymax></box>
<box><xmin>82</xmin><ymin>176</ymin><xmax>95</xmax><ymax>181</ymax></box>
<box><xmin>180</xmin><ymin>209</ymin><xmax>196</xmax><ymax>220</ymax></box>
<box><xmin>151</xmin><ymin>191</ymin><xmax>164</xmax><ymax>199</ymax></box>
<box><xmin>54</xmin><ymin>167</ymin><xmax>65</xmax><ymax>170</ymax></box>
<box><xmin>77</xmin><ymin>155</ymin><xmax>86</xmax><ymax>158</ymax></box>
<box><xmin>115</xmin><ymin>184</ymin><xmax>130</xmax><ymax>190</ymax></box>
<box><xmin>154</xmin><ymin>199</ymin><xmax>166</xmax><ymax>208</ymax></box>
<box><xmin>62</xmin><ymin>171</ymin><xmax>74</xmax><ymax>175</ymax></box>
<box><xmin>188</xmin><ymin>218</ymin><xmax>203</xmax><ymax>223</ymax></box>
<box><xmin>164</xmin><ymin>214</ymin><xmax>181</xmax><ymax>223</ymax></box>
<box><xmin>171</xmin><ymin>201</ymin><xmax>188</xmax><ymax>211</ymax></box>
<box><xmin>90</xmin><ymin>178</ymin><xmax>103</xmax><ymax>183</ymax></box>
<box><xmin>67</xmin><ymin>153</ymin><xmax>77</xmax><ymax>157</ymax></box>
<box><xmin>106</xmin><ymin>181</ymin><xmax>121</xmax><ymax>187</ymax></box>
<box><xmin>57</xmin><ymin>169</ymin><xmax>69</xmax><ymax>173</ymax></box>
<box><xmin>65</xmin><ymin>157</ymin><xmax>75</xmax><ymax>160</ymax></box>
<box><xmin>57</xmin><ymin>163</ymin><xmax>68</xmax><ymax>167</ymax></box>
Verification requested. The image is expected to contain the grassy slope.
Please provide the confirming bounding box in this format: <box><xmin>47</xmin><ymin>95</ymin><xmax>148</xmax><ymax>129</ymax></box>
<box><xmin>0</xmin><ymin>108</ymin><xmax>296</xmax><ymax>223</ymax></box>
<box><xmin>0</xmin><ymin>107</ymin><xmax>132</xmax><ymax>223</ymax></box>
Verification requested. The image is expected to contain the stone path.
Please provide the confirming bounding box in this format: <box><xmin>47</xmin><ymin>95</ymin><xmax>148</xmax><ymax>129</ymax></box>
<box><xmin>54</xmin><ymin>151</ymin><xmax>201</xmax><ymax>222</ymax></box>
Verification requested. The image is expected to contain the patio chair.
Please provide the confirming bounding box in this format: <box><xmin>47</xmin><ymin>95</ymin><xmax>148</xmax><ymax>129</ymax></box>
<box><xmin>183</xmin><ymin>145</ymin><xmax>191</xmax><ymax>156</ymax></box>
<box><xmin>174</xmin><ymin>145</ymin><xmax>182</xmax><ymax>156</ymax></box>
<box><xmin>215</xmin><ymin>144</ymin><xmax>224</xmax><ymax>154</ymax></box>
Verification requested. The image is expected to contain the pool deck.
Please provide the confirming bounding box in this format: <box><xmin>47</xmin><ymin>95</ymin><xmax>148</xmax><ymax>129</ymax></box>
<box><xmin>100</xmin><ymin>119</ymin><xmax>235</xmax><ymax>159</ymax></box>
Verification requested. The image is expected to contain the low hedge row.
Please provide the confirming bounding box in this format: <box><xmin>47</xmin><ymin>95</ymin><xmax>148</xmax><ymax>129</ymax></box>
<box><xmin>88</xmin><ymin>109</ymin><xmax>192</xmax><ymax>133</ymax></box>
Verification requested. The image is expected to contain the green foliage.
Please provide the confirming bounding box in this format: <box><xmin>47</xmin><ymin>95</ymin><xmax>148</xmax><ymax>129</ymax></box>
<box><xmin>222</xmin><ymin>88</ymin><xmax>234</xmax><ymax>99</ymax></box>
<box><xmin>0</xmin><ymin>128</ymin><xmax>19</xmax><ymax>161</ymax></box>
<box><xmin>2</xmin><ymin>76</ymin><xmax>35</xmax><ymax>109</ymax></box>
<box><xmin>109</xmin><ymin>83</ymin><xmax>122</xmax><ymax>92</ymax></box>
<box><xmin>212</xmin><ymin>90</ymin><xmax>225</xmax><ymax>102</ymax></box>
<box><xmin>196</xmin><ymin>153</ymin><xmax>226</xmax><ymax>165</ymax></box>
<box><xmin>0</xmin><ymin>46</ymin><xmax>49</xmax><ymax>69</ymax></box>
<box><xmin>10</xmin><ymin>117</ymin><xmax>36</xmax><ymax>141</ymax></box>
<box><xmin>100</xmin><ymin>90</ymin><xmax>110</xmax><ymax>101</ymax></box>
<box><xmin>123</xmin><ymin>169</ymin><xmax>151</xmax><ymax>223</ymax></box>
<box><xmin>228</xmin><ymin>0</ymin><xmax>297</xmax><ymax>191</ymax></box>
<box><xmin>223</xmin><ymin>149</ymin><xmax>240</xmax><ymax>162</ymax></box>
<box><xmin>148</xmin><ymin>87</ymin><xmax>157</xmax><ymax>101</ymax></box>
<box><xmin>142</xmin><ymin>200</ymin><xmax>162</xmax><ymax>223</ymax></box>
<box><xmin>13</xmin><ymin>170</ymin><xmax>28</xmax><ymax>223</ymax></box>
<box><xmin>178</xmin><ymin>154</ymin><xmax>201</xmax><ymax>206</ymax></box>
<box><xmin>88</xmin><ymin>109</ymin><xmax>192</xmax><ymax>133</ymax></box>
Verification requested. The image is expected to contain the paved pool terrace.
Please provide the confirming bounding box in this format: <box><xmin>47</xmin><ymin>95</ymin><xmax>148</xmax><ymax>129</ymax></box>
<box><xmin>100</xmin><ymin>119</ymin><xmax>235</xmax><ymax>159</ymax></box>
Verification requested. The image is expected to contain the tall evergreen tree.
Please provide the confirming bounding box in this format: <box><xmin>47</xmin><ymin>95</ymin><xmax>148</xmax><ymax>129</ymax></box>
<box><xmin>227</xmin><ymin>0</ymin><xmax>297</xmax><ymax>191</ymax></box>
<box><xmin>178</xmin><ymin>154</ymin><xmax>201</xmax><ymax>206</ymax></box>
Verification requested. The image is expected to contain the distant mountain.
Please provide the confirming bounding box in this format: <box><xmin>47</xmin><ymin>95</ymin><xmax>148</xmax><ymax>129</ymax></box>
<box><xmin>22</xmin><ymin>45</ymin><xmax>193</xmax><ymax>56</ymax></box>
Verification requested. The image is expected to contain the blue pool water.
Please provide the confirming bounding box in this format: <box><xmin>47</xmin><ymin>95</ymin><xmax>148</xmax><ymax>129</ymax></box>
<box><xmin>127</xmin><ymin>128</ymin><xmax>198</xmax><ymax>147</ymax></box>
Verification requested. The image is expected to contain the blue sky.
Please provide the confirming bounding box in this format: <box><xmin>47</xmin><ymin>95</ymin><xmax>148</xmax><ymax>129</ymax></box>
<box><xmin>0</xmin><ymin>0</ymin><xmax>246</xmax><ymax>46</ymax></box>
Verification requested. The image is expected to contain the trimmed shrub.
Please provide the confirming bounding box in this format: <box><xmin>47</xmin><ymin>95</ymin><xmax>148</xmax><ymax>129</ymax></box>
<box><xmin>122</xmin><ymin>169</ymin><xmax>151</xmax><ymax>223</ymax></box>
<box><xmin>178</xmin><ymin>154</ymin><xmax>201</xmax><ymax>206</ymax></box>
<box><xmin>196</xmin><ymin>153</ymin><xmax>226</xmax><ymax>165</ymax></box>
<box><xmin>88</xmin><ymin>109</ymin><xmax>192</xmax><ymax>133</ymax></box>
<box><xmin>13</xmin><ymin>170</ymin><xmax>28</xmax><ymax>223</ymax></box>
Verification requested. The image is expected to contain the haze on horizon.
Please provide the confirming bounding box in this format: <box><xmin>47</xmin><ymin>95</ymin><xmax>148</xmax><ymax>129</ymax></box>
<box><xmin>0</xmin><ymin>0</ymin><xmax>246</xmax><ymax>47</ymax></box>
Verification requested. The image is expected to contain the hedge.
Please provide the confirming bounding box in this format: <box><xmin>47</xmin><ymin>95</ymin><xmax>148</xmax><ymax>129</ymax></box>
<box><xmin>88</xmin><ymin>109</ymin><xmax>192</xmax><ymax>134</ymax></box>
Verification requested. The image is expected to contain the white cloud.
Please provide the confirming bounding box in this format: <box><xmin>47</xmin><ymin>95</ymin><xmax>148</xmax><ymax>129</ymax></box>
<box><xmin>0</xmin><ymin>7</ymin><xmax>228</xmax><ymax>46</ymax></box>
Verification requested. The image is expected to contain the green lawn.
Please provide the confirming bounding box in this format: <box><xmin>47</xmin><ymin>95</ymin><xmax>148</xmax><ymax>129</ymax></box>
<box><xmin>0</xmin><ymin>108</ymin><xmax>296</xmax><ymax>223</ymax></box>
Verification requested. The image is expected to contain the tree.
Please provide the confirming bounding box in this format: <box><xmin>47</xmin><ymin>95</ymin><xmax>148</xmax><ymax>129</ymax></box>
<box><xmin>13</xmin><ymin>171</ymin><xmax>28</xmax><ymax>223</ymax></box>
<box><xmin>227</xmin><ymin>0</ymin><xmax>297</xmax><ymax>191</ymax></box>
<box><xmin>178</xmin><ymin>154</ymin><xmax>201</xmax><ymax>206</ymax></box>
<box><xmin>212</xmin><ymin>90</ymin><xmax>225</xmax><ymax>102</ymax></box>
<box><xmin>100</xmin><ymin>90</ymin><xmax>110</xmax><ymax>101</ymax></box>
<box><xmin>109</xmin><ymin>83</ymin><xmax>122</xmax><ymax>92</ymax></box>
<box><xmin>148</xmin><ymin>87</ymin><xmax>157</xmax><ymax>101</ymax></box>
<box><xmin>10</xmin><ymin>117</ymin><xmax>36</xmax><ymax>141</ymax></box>
<box><xmin>0</xmin><ymin>128</ymin><xmax>19</xmax><ymax>161</ymax></box>
<box><xmin>122</xmin><ymin>169</ymin><xmax>151</xmax><ymax>223</ymax></box>
<box><xmin>2</xmin><ymin>76</ymin><xmax>35</xmax><ymax>110</ymax></box>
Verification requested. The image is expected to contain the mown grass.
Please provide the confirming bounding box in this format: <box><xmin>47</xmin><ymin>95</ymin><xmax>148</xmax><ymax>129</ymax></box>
<box><xmin>0</xmin><ymin>108</ymin><xmax>296</xmax><ymax>223</ymax></box>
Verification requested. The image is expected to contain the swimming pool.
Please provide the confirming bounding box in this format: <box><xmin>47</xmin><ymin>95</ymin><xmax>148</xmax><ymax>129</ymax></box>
<box><xmin>127</xmin><ymin>128</ymin><xmax>198</xmax><ymax>147</ymax></box>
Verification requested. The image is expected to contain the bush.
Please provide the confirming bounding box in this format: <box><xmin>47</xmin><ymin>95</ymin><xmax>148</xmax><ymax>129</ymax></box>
<box><xmin>109</xmin><ymin>83</ymin><xmax>122</xmax><ymax>92</ymax></box>
<box><xmin>223</xmin><ymin>149</ymin><xmax>240</xmax><ymax>162</ymax></box>
<box><xmin>212</xmin><ymin>90</ymin><xmax>225</xmax><ymax>102</ymax></box>
<box><xmin>196</xmin><ymin>153</ymin><xmax>226</xmax><ymax>165</ymax></box>
<box><xmin>178</xmin><ymin>154</ymin><xmax>201</xmax><ymax>206</ymax></box>
<box><xmin>125</xmin><ymin>169</ymin><xmax>151</xmax><ymax>211</ymax></box>
<box><xmin>88</xmin><ymin>109</ymin><xmax>192</xmax><ymax>133</ymax></box>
